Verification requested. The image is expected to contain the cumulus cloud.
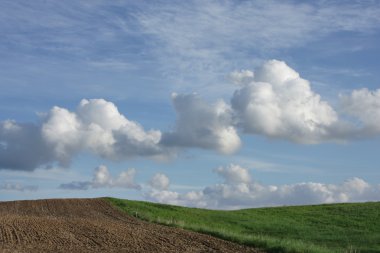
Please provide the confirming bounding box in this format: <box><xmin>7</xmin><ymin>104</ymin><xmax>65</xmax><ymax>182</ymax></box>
<box><xmin>43</xmin><ymin>99</ymin><xmax>165</xmax><ymax>162</ymax></box>
<box><xmin>214</xmin><ymin>164</ymin><xmax>250</xmax><ymax>184</ymax></box>
<box><xmin>59</xmin><ymin>165</ymin><xmax>140</xmax><ymax>190</ymax></box>
<box><xmin>57</xmin><ymin>163</ymin><xmax>380</xmax><ymax>209</ymax></box>
<box><xmin>228</xmin><ymin>70</ymin><xmax>254</xmax><ymax>86</ymax></box>
<box><xmin>340</xmin><ymin>88</ymin><xmax>380</xmax><ymax>137</ymax></box>
<box><xmin>161</xmin><ymin>93</ymin><xmax>241</xmax><ymax>154</ymax></box>
<box><xmin>2</xmin><ymin>95</ymin><xmax>242</xmax><ymax>171</ymax></box>
<box><xmin>1</xmin><ymin>99</ymin><xmax>168</xmax><ymax>171</ymax></box>
<box><xmin>2</xmin><ymin>60</ymin><xmax>380</xmax><ymax>172</ymax></box>
<box><xmin>0</xmin><ymin>182</ymin><xmax>38</xmax><ymax>192</ymax></box>
<box><xmin>231</xmin><ymin>60</ymin><xmax>339</xmax><ymax>144</ymax></box>
<box><xmin>42</xmin><ymin>106</ymin><xmax>82</xmax><ymax>166</ymax></box>
<box><xmin>229</xmin><ymin>60</ymin><xmax>380</xmax><ymax>143</ymax></box>
<box><xmin>145</xmin><ymin>164</ymin><xmax>380</xmax><ymax>210</ymax></box>
<box><xmin>149</xmin><ymin>173</ymin><xmax>170</xmax><ymax>190</ymax></box>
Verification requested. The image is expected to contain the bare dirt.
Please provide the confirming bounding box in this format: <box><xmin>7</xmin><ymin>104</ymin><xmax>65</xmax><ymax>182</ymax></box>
<box><xmin>0</xmin><ymin>198</ymin><xmax>261</xmax><ymax>252</ymax></box>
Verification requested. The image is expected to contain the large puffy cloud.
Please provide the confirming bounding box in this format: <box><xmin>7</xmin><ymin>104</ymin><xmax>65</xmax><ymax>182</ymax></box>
<box><xmin>1</xmin><ymin>99</ymin><xmax>167</xmax><ymax>171</ymax></box>
<box><xmin>2</xmin><ymin>95</ymin><xmax>242</xmax><ymax>171</ymax></box>
<box><xmin>2</xmin><ymin>60</ymin><xmax>380</xmax><ymax>172</ymax></box>
<box><xmin>161</xmin><ymin>93</ymin><xmax>241</xmax><ymax>154</ymax></box>
<box><xmin>230</xmin><ymin>60</ymin><xmax>380</xmax><ymax>143</ymax></box>
<box><xmin>145</xmin><ymin>164</ymin><xmax>380</xmax><ymax>210</ymax></box>
<box><xmin>59</xmin><ymin>165</ymin><xmax>141</xmax><ymax>190</ymax></box>
<box><xmin>43</xmin><ymin>99</ymin><xmax>165</xmax><ymax>163</ymax></box>
<box><xmin>42</xmin><ymin>107</ymin><xmax>82</xmax><ymax>166</ymax></box>
<box><xmin>231</xmin><ymin>60</ymin><xmax>339</xmax><ymax>143</ymax></box>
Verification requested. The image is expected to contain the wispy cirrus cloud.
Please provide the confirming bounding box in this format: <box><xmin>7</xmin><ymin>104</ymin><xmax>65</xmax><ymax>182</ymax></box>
<box><xmin>0</xmin><ymin>1</ymin><xmax>136</xmax><ymax>55</ymax></box>
<box><xmin>1</xmin><ymin>1</ymin><xmax>379</xmax><ymax>98</ymax></box>
<box><xmin>3</xmin><ymin>1</ymin><xmax>379</xmax><ymax>59</ymax></box>
<box><xmin>135</xmin><ymin>0</ymin><xmax>380</xmax><ymax>89</ymax></box>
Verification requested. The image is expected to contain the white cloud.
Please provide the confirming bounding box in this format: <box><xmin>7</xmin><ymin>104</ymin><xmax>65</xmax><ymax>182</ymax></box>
<box><xmin>145</xmin><ymin>190</ymin><xmax>181</xmax><ymax>206</ymax></box>
<box><xmin>57</xmin><ymin>163</ymin><xmax>380</xmax><ymax>209</ymax></box>
<box><xmin>149</xmin><ymin>173</ymin><xmax>170</xmax><ymax>190</ymax></box>
<box><xmin>228</xmin><ymin>70</ymin><xmax>254</xmax><ymax>86</ymax></box>
<box><xmin>92</xmin><ymin>165</ymin><xmax>112</xmax><ymax>187</ymax></box>
<box><xmin>59</xmin><ymin>165</ymin><xmax>140</xmax><ymax>190</ymax></box>
<box><xmin>229</xmin><ymin>60</ymin><xmax>380</xmax><ymax>143</ymax></box>
<box><xmin>161</xmin><ymin>93</ymin><xmax>241</xmax><ymax>154</ymax></box>
<box><xmin>1</xmin><ymin>99</ymin><xmax>168</xmax><ymax>171</ymax></box>
<box><xmin>1</xmin><ymin>61</ymin><xmax>380</xmax><ymax>172</ymax></box>
<box><xmin>214</xmin><ymin>164</ymin><xmax>250</xmax><ymax>184</ymax></box>
<box><xmin>340</xmin><ymin>88</ymin><xmax>380</xmax><ymax>136</ymax></box>
<box><xmin>231</xmin><ymin>60</ymin><xmax>338</xmax><ymax>143</ymax></box>
<box><xmin>42</xmin><ymin>106</ymin><xmax>82</xmax><ymax>166</ymax></box>
<box><xmin>114</xmin><ymin>169</ymin><xmax>140</xmax><ymax>189</ymax></box>
<box><xmin>43</xmin><ymin>99</ymin><xmax>165</xmax><ymax>162</ymax></box>
<box><xmin>145</xmin><ymin>164</ymin><xmax>380</xmax><ymax>210</ymax></box>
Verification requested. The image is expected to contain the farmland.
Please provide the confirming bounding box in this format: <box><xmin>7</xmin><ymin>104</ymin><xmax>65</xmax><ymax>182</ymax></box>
<box><xmin>1</xmin><ymin>197</ymin><xmax>378</xmax><ymax>252</ymax></box>
<box><xmin>0</xmin><ymin>198</ymin><xmax>259</xmax><ymax>253</ymax></box>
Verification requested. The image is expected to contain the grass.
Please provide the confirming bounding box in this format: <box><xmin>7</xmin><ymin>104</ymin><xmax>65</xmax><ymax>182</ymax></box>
<box><xmin>106</xmin><ymin>197</ymin><xmax>380</xmax><ymax>253</ymax></box>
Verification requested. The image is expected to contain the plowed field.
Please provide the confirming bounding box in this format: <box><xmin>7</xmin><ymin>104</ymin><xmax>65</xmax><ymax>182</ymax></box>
<box><xmin>0</xmin><ymin>198</ymin><xmax>260</xmax><ymax>252</ymax></box>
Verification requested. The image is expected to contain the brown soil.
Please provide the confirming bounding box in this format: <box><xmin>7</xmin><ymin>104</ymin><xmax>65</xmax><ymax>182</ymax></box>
<box><xmin>0</xmin><ymin>198</ymin><xmax>261</xmax><ymax>253</ymax></box>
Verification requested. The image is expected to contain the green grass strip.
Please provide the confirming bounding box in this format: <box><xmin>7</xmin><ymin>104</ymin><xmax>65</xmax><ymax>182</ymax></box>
<box><xmin>106</xmin><ymin>197</ymin><xmax>380</xmax><ymax>253</ymax></box>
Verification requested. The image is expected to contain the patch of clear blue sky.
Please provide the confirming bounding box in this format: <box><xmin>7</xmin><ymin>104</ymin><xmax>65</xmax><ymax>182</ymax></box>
<box><xmin>0</xmin><ymin>0</ymin><xmax>380</xmax><ymax>200</ymax></box>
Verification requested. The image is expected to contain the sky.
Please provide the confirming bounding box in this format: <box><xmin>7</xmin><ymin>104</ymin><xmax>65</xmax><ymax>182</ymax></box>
<box><xmin>1</xmin><ymin>0</ymin><xmax>380</xmax><ymax>209</ymax></box>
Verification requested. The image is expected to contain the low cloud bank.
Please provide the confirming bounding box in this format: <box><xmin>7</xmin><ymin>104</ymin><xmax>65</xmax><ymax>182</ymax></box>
<box><xmin>57</xmin><ymin>163</ymin><xmax>380</xmax><ymax>209</ymax></box>
<box><xmin>144</xmin><ymin>164</ymin><xmax>380</xmax><ymax>210</ymax></box>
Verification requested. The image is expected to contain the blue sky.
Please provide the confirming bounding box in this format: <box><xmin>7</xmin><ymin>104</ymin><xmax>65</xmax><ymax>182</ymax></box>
<box><xmin>1</xmin><ymin>0</ymin><xmax>380</xmax><ymax>209</ymax></box>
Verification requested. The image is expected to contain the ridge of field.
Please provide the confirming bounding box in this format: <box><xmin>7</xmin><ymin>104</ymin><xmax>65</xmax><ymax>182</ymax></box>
<box><xmin>108</xmin><ymin>198</ymin><xmax>380</xmax><ymax>253</ymax></box>
<box><xmin>0</xmin><ymin>198</ymin><xmax>261</xmax><ymax>253</ymax></box>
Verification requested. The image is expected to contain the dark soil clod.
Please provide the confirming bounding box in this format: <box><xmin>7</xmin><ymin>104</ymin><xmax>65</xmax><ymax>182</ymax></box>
<box><xmin>0</xmin><ymin>198</ymin><xmax>261</xmax><ymax>253</ymax></box>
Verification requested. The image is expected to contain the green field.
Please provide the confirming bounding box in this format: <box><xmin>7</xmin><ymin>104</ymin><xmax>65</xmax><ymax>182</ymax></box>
<box><xmin>107</xmin><ymin>198</ymin><xmax>380</xmax><ymax>253</ymax></box>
